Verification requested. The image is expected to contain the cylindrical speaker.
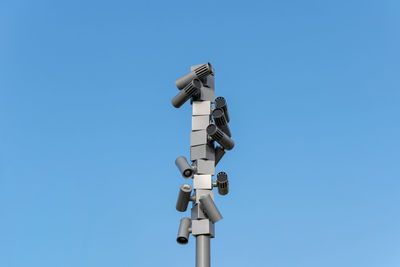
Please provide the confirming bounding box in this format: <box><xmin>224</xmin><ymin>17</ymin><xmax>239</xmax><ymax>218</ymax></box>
<box><xmin>199</xmin><ymin>194</ymin><xmax>223</xmax><ymax>223</ymax></box>
<box><xmin>175</xmin><ymin>63</ymin><xmax>213</xmax><ymax>90</ymax></box>
<box><xmin>175</xmin><ymin>156</ymin><xmax>194</xmax><ymax>178</ymax></box>
<box><xmin>212</xmin><ymin>109</ymin><xmax>231</xmax><ymax>137</ymax></box>
<box><xmin>177</xmin><ymin>217</ymin><xmax>191</xmax><ymax>244</ymax></box>
<box><xmin>171</xmin><ymin>79</ymin><xmax>202</xmax><ymax>108</ymax></box>
<box><xmin>206</xmin><ymin>124</ymin><xmax>234</xmax><ymax>150</ymax></box>
<box><xmin>217</xmin><ymin>172</ymin><xmax>229</xmax><ymax>195</ymax></box>
<box><xmin>215</xmin><ymin>96</ymin><xmax>230</xmax><ymax>122</ymax></box>
<box><xmin>176</xmin><ymin>184</ymin><xmax>192</xmax><ymax>212</ymax></box>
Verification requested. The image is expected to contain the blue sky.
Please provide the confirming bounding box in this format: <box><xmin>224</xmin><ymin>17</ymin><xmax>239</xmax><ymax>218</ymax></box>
<box><xmin>0</xmin><ymin>1</ymin><xmax>399</xmax><ymax>266</ymax></box>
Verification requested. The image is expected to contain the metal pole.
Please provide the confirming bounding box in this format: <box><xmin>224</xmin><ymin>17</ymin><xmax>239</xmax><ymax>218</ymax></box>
<box><xmin>172</xmin><ymin>63</ymin><xmax>234</xmax><ymax>267</ymax></box>
<box><xmin>196</xmin><ymin>235</ymin><xmax>210</xmax><ymax>267</ymax></box>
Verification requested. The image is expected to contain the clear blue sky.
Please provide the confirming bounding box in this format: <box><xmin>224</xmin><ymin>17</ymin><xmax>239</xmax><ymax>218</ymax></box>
<box><xmin>1</xmin><ymin>1</ymin><xmax>399</xmax><ymax>266</ymax></box>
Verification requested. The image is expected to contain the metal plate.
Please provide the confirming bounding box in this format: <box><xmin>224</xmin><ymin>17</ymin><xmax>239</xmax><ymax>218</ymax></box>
<box><xmin>190</xmin><ymin>130</ymin><xmax>208</xmax><ymax>147</ymax></box>
<box><xmin>195</xmin><ymin>189</ymin><xmax>214</xmax><ymax>203</ymax></box>
<box><xmin>191</xmin><ymin>203</ymin><xmax>207</xmax><ymax>220</ymax></box>
<box><xmin>190</xmin><ymin>143</ymin><xmax>215</xmax><ymax>161</ymax></box>
<box><xmin>193</xmin><ymin>101</ymin><xmax>211</xmax><ymax>116</ymax></box>
<box><xmin>196</xmin><ymin>159</ymin><xmax>215</xmax><ymax>175</ymax></box>
<box><xmin>192</xmin><ymin>115</ymin><xmax>210</xmax><ymax>131</ymax></box>
<box><xmin>195</xmin><ymin>86</ymin><xmax>215</xmax><ymax>102</ymax></box>
<box><xmin>193</xmin><ymin>174</ymin><xmax>212</xmax><ymax>189</ymax></box>
<box><xmin>191</xmin><ymin>219</ymin><xmax>215</xmax><ymax>237</ymax></box>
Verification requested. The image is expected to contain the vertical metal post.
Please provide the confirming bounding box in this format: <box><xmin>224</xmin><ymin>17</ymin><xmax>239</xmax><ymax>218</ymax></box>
<box><xmin>172</xmin><ymin>63</ymin><xmax>234</xmax><ymax>267</ymax></box>
<box><xmin>196</xmin><ymin>235</ymin><xmax>210</xmax><ymax>267</ymax></box>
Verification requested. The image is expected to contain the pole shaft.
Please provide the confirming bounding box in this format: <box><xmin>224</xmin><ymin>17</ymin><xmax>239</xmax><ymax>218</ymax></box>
<box><xmin>196</xmin><ymin>235</ymin><xmax>210</xmax><ymax>267</ymax></box>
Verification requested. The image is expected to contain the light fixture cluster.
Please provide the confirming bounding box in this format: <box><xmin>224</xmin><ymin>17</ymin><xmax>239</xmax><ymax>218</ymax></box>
<box><xmin>171</xmin><ymin>63</ymin><xmax>235</xmax><ymax>267</ymax></box>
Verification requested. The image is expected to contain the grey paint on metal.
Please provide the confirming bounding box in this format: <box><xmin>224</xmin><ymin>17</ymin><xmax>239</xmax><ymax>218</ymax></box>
<box><xmin>201</xmin><ymin>74</ymin><xmax>215</xmax><ymax>89</ymax></box>
<box><xmin>190</xmin><ymin>143</ymin><xmax>215</xmax><ymax>161</ymax></box>
<box><xmin>196</xmin><ymin>159</ymin><xmax>215</xmax><ymax>175</ymax></box>
<box><xmin>172</xmin><ymin>79</ymin><xmax>202</xmax><ymax>108</ymax></box>
<box><xmin>190</xmin><ymin>64</ymin><xmax>214</xmax><ymax>74</ymax></box>
<box><xmin>177</xmin><ymin>217</ymin><xmax>191</xmax><ymax>245</ymax></box>
<box><xmin>194</xmin><ymin>85</ymin><xmax>215</xmax><ymax>102</ymax></box>
<box><xmin>194</xmin><ymin>189</ymin><xmax>214</xmax><ymax>203</ymax></box>
<box><xmin>191</xmin><ymin>203</ymin><xmax>207</xmax><ymax>220</ymax></box>
<box><xmin>196</xmin><ymin>235</ymin><xmax>210</xmax><ymax>267</ymax></box>
<box><xmin>193</xmin><ymin>73</ymin><xmax>215</xmax><ymax>102</ymax></box>
<box><xmin>215</xmin><ymin>96</ymin><xmax>230</xmax><ymax>122</ymax></box>
<box><xmin>199</xmin><ymin>194</ymin><xmax>223</xmax><ymax>223</ymax></box>
<box><xmin>175</xmin><ymin>156</ymin><xmax>195</xmax><ymax>178</ymax></box>
<box><xmin>216</xmin><ymin>172</ymin><xmax>229</xmax><ymax>195</ymax></box>
<box><xmin>206</xmin><ymin>124</ymin><xmax>234</xmax><ymax>150</ymax></box>
<box><xmin>176</xmin><ymin>184</ymin><xmax>193</xmax><ymax>212</ymax></box>
<box><xmin>212</xmin><ymin>109</ymin><xmax>231</xmax><ymax>137</ymax></box>
<box><xmin>190</xmin><ymin>64</ymin><xmax>205</xmax><ymax>71</ymax></box>
<box><xmin>175</xmin><ymin>63</ymin><xmax>213</xmax><ymax>90</ymax></box>
<box><xmin>192</xmin><ymin>115</ymin><xmax>210</xmax><ymax>131</ymax></box>
<box><xmin>214</xmin><ymin>146</ymin><xmax>225</xmax><ymax>166</ymax></box>
<box><xmin>172</xmin><ymin>63</ymin><xmax>234</xmax><ymax>267</ymax></box>
<box><xmin>190</xmin><ymin>130</ymin><xmax>208</xmax><ymax>147</ymax></box>
<box><xmin>192</xmin><ymin>219</ymin><xmax>215</xmax><ymax>237</ymax></box>
<box><xmin>193</xmin><ymin>174</ymin><xmax>212</xmax><ymax>190</ymax></box>
<box><xmin>193</xmin><ymin>101</ymin><xmax>211</xmax><ymax>115</ymax></box>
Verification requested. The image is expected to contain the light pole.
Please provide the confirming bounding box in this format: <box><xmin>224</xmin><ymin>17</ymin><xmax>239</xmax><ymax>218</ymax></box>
<box><xmin>172</xmin><ymin>63</ymin><xmax>234</xmax><ymax>267</ymax></box>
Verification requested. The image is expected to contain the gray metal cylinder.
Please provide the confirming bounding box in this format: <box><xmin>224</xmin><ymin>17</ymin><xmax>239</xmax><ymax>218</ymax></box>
<box><xmin>196</xmin><ymin>235</ymin><xmax>210</xmax><ymax>267</ymax></box>
<box><xmin>175</xmin><ymin>156</ymin><xmax>194</xmax><ymax>178</ymax></box>
<box><xmin>176</xmin><ymin>184</ymin><xmax>192</xmax><ymax>212</ymax></box>
<box><xmin>206</xmin><ymin>124</ymin><xmax>234</xmax><ymax>150</ymax></box>
<box><xmin>175</xmin><ymin>63</ymin><xmax>213</xmax><ymax>90</ymax></box>
<box><xmin>171</xmin><ymin>79</ymin><xmax>202</xmax><ymax>108</ymax></box>
<box><xmin>217</xmin><ymin>172</ymin><xmax>229</xmax><ymax>195</ymax></box>
<box><xmin>199</xmin><ymin>194</ymin><xmax>223</xmax><ymax>223</ymax></box>
<box><xmin>212</xmin><ymin>109</ymin><xmax>231</xmax><ymax>137</ymax></box>
<box><xmin>177</xmin><ymin>217</ymin><xmax>191</xmax><ymax>245</ymax></box>
<box><xmin>215</xmin><ymin>96</ymin><xmax>230</xmax><ymax>122</ymax></box>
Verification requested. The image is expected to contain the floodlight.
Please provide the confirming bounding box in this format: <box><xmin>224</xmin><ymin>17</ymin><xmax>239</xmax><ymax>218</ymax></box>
<box><xmin>175</xmin><ymin>63</ymin><xmax>213</xmax><ymax>90</ymax></box>
<box><xmin>215</xmin><ymin>97</ymin><xmax>230</xmax><ymax>122</ymax></box>
<box><xmin>176</xmin><ymin>184</ymin><xmax>192</xmax><ymax>212</ymax></box>
<box><xmin>172</xmin><ymin>79</ymin><xmax>202</xmax><ymax>108</ymax></box>
<box><xmin>216</xmin><ymin>172</ymin><xmax>229</xmax><ymax>195</ymax></box>
<box><xmin>175</xmin><ymin>156</ymin><xmax>195</xmax><ymax>178</ymax></box>
<box><xmin>206</xmin><ymin>124</ymin><xmax>234</xmax><ymax>150</ymax></box>
<box><xmin>199</xmin><ymin>194</ymin><xmax>223</xmax><ymax>223</ymax></box>
<box><xmin>177</xmin><ymin>217</ymin><xmax>191</xmax><ymax>244</ymax></box>
<box><xmin>212</xmin><ymin>109</ymin><xmax>231</xmax><ymax>137</ymax></box>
